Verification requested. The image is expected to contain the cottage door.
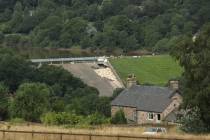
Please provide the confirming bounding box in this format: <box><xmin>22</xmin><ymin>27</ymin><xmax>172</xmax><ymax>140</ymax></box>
<box><xmin>157</xmin><ymin>114</ymin><xmax>161</xmax><ymax>123</ymax></box>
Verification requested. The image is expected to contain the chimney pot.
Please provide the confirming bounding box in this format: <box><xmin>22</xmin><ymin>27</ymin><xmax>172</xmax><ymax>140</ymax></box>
<box><xmin>126</xmin><ymin>74</ymin><xmax>137</xmax><ymax>88</ymax></box>
<box><xmin>169</xmin><ymin>80</ymin><xmax>179</xmax><ymax>90</ymax></box>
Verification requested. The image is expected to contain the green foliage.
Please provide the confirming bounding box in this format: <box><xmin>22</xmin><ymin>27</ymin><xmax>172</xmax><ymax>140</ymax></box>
<box><xmin>111</xmin><ymin>88</ymin><xmax>123</xmax><ymax>100</ymax></box>
<box><xmin>85</xmin><ymin>112</ymin><xmax>109</xmax><ymax>125</ymax></box>
<box><xmin>65</xmin><ymin>89</ymin><xmax>99</xmax><ymax>115</ymax></box>
<box><xmin>41</xmin><ymin>112</ymin><xmax>82</xmax><ymax>125</ymax></box>
<box><xmin>111</xmin><ymin>109</ymin><xmax>127</xmax><ymax>124</ymax></box>
<box><xmin>1</xmin><ymin>0</ymin><xmax>209</xmax><ymax>52</ymax></box>
<box><xmin>7</xmin><ymin>2</ymin><xmax>23</xmax><ymax>33</ymax></box>
<box><xmin>172</xmin><ymin>23</ymin><xmax>210</xmax><ymax>133</ymax></box>
<box><xmin>0</xmin><ymin>83</ymin><xmax>9</xmax><ymax>120</ymax></box>
<box><xmin>180</xmin><ymin>108</ymin><xmax>208</xmax><ymax>133</ymax></box>
<box><xmin>9</xmin><ymin>118</ymin><xmax>26</xmax><ymax>124</ymax></box>
<box><xmin>0</xmin><ymin>53</ymin><xmax>35</xmax><ymax>92</ymax></box>
<box><xmin>10</xmin><ymin>83</ymin><xmax>51</xmax><ymax>122</ymax></box>
<box><xmin>0</xmin><ymin>50</ymin><xmax>110</xmax><ymax>123</ymax></box>
<box><xmin>41</xmin><ymin>112</ymin><xmax>108</xmax><ymax>126</ymax></box>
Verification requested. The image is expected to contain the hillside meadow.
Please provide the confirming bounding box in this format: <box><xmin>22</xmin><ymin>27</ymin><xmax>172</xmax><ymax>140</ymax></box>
<box><xmin>110</xmin><ymin>55</ymin><xmax>183</xmax><ymax>86</ymax></box>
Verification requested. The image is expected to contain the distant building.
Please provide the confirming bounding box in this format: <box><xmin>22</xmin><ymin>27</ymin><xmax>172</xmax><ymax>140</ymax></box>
<box><xmin>111</xmin><ymin>80</ymin><xmax>182</xmax><ymax>124</ymax></box>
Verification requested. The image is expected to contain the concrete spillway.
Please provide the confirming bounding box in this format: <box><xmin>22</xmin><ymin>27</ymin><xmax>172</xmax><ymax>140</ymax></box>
<box><xmin>31</xmin><ymin>57</ymin><xmax>124</xmax><ymax>96</ymax></box>
<box><xmin>56</xmin><ymin>63</ymin><xmax>124</xmax><ymax>97</ymax></box>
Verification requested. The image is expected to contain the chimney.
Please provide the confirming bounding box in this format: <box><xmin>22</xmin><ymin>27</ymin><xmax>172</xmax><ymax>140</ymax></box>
<box><xmin>126</xmin><ymin>74</ymin><xmax>137</xmax><ymax>88</ymax></box>
<box><xmin>169</xmin><ymin>80</ymin><xmax>179</xmax><ymax>90</ymax></box>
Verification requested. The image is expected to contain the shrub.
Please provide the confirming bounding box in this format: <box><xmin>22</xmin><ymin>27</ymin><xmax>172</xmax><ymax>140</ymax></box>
<box><xmin>180</xmin><ymin>107</ymin><xmax>208</xmax><ymax>133</ymax></box>
<box><xmin>0</xmin><ymin>83</ymin><xmax>9</xmax><ymax>120</ymax></box>
<box><xmin>86</xmin><ymin>112</ymin><xmax>109</xmax><ymax>125</ymax></box>
<box><xmin>9</xmin><ymin>83</ymin><xmax>51</xmax><ymax>122</ymax></box>
<box><xmin>111</xmin><ymin>109</ymin><xmax>127</xmax><ymax>124</ymax></box>
<box><xmin>9</xmin><ymin>118</ymin><xmax>26</xmax><ymax>124</ymax></box>
<box><xmin>41</xmin><ymin>112</ymin><xmax>82</xmax><ymax>126</ymax></box>
<box><xmin>41</xmin><ymin>112</ymin><xmax>110</xmax><ymax>126</ymax></box>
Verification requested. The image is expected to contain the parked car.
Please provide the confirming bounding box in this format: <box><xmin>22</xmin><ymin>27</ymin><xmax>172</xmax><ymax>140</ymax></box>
<box><xmin>142</xmin><ymin>127</ymin><xmax>167</xmax><ymax>135</ymax></box>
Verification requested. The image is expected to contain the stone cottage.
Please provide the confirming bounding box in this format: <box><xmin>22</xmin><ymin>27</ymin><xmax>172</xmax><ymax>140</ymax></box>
<box><xmin>111</xmin><ymin>80</ymin><xmax>182</xmax><ymax>124</ymax></box>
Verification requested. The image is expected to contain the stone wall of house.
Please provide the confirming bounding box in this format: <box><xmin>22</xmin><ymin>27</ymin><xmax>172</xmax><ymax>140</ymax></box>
<box><xmin>111</xmin><ymin>93</ymin><xmax>182</xmax><ymax>124</ymax></box>
<box><xmin>162</xmin><ymin>93</ymin><xmax>182</xmax><ymax>118</ymax></box>
<box><xmin>111</xmin><ymin>106</ymin><xmax>137</xmax><ymax>122</ymax></box>
<box><xmin>137</xmin><ymin>111</ymin><xmax>162</xmax><ymax>124</ymax></box>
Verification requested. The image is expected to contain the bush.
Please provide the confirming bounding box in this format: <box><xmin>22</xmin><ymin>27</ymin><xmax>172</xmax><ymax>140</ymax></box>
<box><xmin>180</xmin><ymin>107</ymin><xmax>208</xmax><ymax>133</ymax></box>
<box><xmin>111</xmin><ymin>109</ymin><xmax>127</xmax><ymax>124</ymax></box>
<box><xmin>9</xmin><ymin>118</ymin><xmax>26</xmax><ymax>124</ymax></box>
<box><xmin>86</xmin><ymin>112</ymin><xmax>109</xmax><ymax>125</ymax></box>
<box><xmin>9</xmin><ymin>83</ymin><xmax>51</xmax><ymax>122</ymax></box>
<box><xmin>0</xmin><ymin>32</ymin><xmax>4</xmax><ymax>43</ymax></box>
<box><xmin>41</xmin><ymin>112</ymin><xmax>82</xmax><ymax>126</ymax></box>
<box><xmin>41</xmin><ymin>112</ymin><xmax>110</xmax><ymax>126</ymax></box>
<box><xmin>0</xmin><ymin>83</ymin><xmax>9</xmax><ymax>120</ymax></box>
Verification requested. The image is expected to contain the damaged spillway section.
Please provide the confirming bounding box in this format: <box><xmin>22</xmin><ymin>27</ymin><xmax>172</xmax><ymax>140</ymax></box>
<box><xmin>31</xmin><ymin>57</ymin><xmax>124</xmax><ymax>97</ymax></box>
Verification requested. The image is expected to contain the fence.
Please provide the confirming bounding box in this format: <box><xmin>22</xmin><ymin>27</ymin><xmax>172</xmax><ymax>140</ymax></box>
<box><xmin>0</xmin><ymin>129</ymin><xmax>193</xmax><ymax>140</ymax></box>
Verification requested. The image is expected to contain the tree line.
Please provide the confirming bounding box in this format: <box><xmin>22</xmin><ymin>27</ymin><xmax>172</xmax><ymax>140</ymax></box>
<box><xmin>0</xmin><ymin>0</ymin><xmax>209</xmax><ymax>53</ymax></box>
<box><xmin>0</xmin><ymin>48</ymin><xmax>118</xmax><ymax>125</ymax></box>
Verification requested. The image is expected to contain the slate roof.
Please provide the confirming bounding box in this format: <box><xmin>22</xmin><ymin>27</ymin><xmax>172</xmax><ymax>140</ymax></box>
<box><xmin>111</xmin><ymin>85</ymin><xmax>175</xmax><ymax>113</ymax></box>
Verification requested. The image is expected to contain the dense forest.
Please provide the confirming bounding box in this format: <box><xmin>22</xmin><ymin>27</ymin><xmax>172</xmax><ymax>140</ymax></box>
<box><xmin>0</xmin><ymin>0</ymin><xmax>210</xmax><ymax>53</ymax></box>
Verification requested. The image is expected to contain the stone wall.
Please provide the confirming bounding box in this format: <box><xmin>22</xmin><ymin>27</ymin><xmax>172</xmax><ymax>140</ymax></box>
<box><xmin>162</xmin><ymin>93</ymin><xmax>182</xmax><ymax>118</ymax></box>
<box><xmin>112</xmin><ymin>93</ymin><xmax>182</xmax><ymax>124</ymax></box>
<box><xmin>137</xmin><ymin>111</ymin><xmax>162</xmax><ymax>124</ymax></box>
<box><xmin>111</xmin><ymin>106</ymin><xmax>137</xmax><ymax>122</ymax></box>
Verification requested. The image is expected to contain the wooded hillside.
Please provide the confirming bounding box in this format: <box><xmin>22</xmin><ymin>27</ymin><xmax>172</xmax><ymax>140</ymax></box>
<box><xmin>0</xmin><ymin>0</ymin><xmax>210</xmax><ymax>53</ymax></box>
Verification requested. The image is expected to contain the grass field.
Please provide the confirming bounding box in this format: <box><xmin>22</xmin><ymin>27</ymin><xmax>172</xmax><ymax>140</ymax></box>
<box><xmin>110</xmin><ymin>55</ymin><xmax>183</xmax><ymax>86</ymax></box>
<box><xmin>0</xmin><ymin>123</ymin><xmax>210</xmax><ymax>140</ymax></box>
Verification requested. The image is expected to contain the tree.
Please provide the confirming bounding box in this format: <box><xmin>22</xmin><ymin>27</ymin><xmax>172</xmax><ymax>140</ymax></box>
<box><xmin>32</xmin><ymin>15</ymin><xmax>63</xmax><ymax>47</ymax></box>
<box><xmin>17</xmin><ymin>14</ymin><xmax>38</xmax><ymax>33</ymax></box>
<box><xmin>180</xmin><ymin>107</ymin><xmax>207</xmax><ymax>133</ymax></box>
<box><xmin>111</xmin><ymin>109</ymin><xmax>127</xmax><ymax>124</ymax></box>
<box><xmin>86</xmin><ymin>112</ymin><xmax>108</xmax><ymax>125</ymax></box>
<box><xmin>64</xmin><ymin>87</ymin><xmax>100</xmax><ymax>115</ymax></box>
<box><xmin>0</xmin><ymin>32</ymin><xmax>4</xmax><ymax>43</ymax></box>
<box><xmin>153</xmin><ymin>38</ymin><xmax>169</xmax><ymax>53</ymax></box>
<box><xmin>10</xmin><ymin>83</ymin><xmax>51</xmax><ymax>122</ymax></box>
<box><xmin>7</xmin><ymin>2</ymin><xmax>24</xmax><ymax>33</ymax></box>
<box><xmin>0</xmin><ymin>8</ymin><xmax>12</xmax><ymax>22</ymax></box>
<box><xmin>0</xmin><ymin>54</ymin><xmax>35</xmax><ymax>92</ymax></box>
<box><xmin>85</xmin><ymin>4</ymin><xmax>101</xmax><ymax>21</ymax></box>
<box><xmin>142</xmin><ymin>0</ymin><xmax>168</xmax><ymax>17</ymax></box>
<box><xmin>35</xmin><ymin>65</ymin><xmax>85</xmax><ymax>93</ymax></box>
<box><xmin>96</xmin><ymin>97</ymin><xmax>111</xmax><ymax>117</ymax></box>
<box><xmin>171</xmin><ymin>23</ymin><xmax>210</xmax><ymax>133</ymax></box>
<box><xmin>101</xmin><ymin>0</ymin><xmax>114</xmax><ymax>17</ymax></box>
<box><xmin>0</xmin><ymin>0</ymin><xmax>16</xmax><ymax>12</ymax></box>
<box><xmin>122</xmin><ymin>5</ymin><xmax>143</xmax><ymax>20</ymax></box>
<box><xmin>60</xmin><ymin>17</ymin><xmax>88</xmax><ymax>47</ymax></box>
<box><xmin>111</xmin><ymin>88</ymin><xmax>123</xmax><ymax>100</ymax></box>
<box><xmin>0</xmin><ymin>83</ymin><xmax>9</xmax><ymax>120</ymax></box>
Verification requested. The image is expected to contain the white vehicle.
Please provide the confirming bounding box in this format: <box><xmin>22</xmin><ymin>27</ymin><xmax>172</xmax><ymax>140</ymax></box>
<box><xmin>142</xmin><ymin>127</ymin><xmax>167</xmax><ymax>135</ymax></box>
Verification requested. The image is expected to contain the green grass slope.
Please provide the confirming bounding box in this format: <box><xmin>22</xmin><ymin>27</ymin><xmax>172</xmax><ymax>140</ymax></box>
<box><xmin>110</xmin><ymin>55</ymin><xmax>183</xmax><ymax>86</ymax></box>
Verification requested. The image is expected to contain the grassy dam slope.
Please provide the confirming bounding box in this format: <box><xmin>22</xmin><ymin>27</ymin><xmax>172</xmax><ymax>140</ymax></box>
<box><xmin>110</xmin><ymin>55</ymin><xmax>183</xmax><ymax>86</ymax></box>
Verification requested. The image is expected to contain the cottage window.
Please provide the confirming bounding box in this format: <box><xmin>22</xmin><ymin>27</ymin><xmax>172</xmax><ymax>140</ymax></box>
<box><xmin>148</xmin><ymin>113</ymin><xmax>154</xmax><ymax>120</ymax></box>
